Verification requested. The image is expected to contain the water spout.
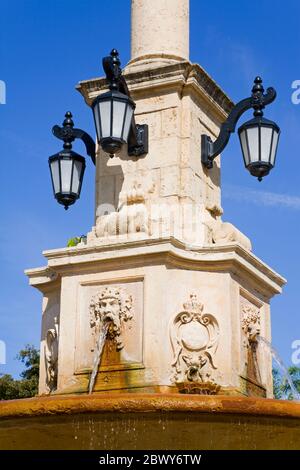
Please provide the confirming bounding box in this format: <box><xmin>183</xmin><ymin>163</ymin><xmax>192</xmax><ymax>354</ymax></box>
<box><xmin>257</xmin><ymin>336</ymin><xmax>300</xmax><ymax>401</ymax></box>
<box><xmin>89</xmin><ymin>322</ymin><xmax>109</xmax><ymax>394</ymax></box>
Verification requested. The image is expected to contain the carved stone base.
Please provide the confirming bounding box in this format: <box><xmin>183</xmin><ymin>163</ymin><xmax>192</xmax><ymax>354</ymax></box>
<box><xmin>25</xmin><ymin>237</ymin><xmax>285</xmax><ymax>396</ymax></box>
<box><xmin>176</xmin><ymin>381</ymin><xmax>220</xmax><ymax>395</ymax></box>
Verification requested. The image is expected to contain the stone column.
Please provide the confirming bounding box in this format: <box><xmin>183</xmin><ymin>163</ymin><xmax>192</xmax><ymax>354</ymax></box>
<box><xmin>130</xmin><ymin>0</ymin><xmax>189</xmax><ymax>66</ymax></box>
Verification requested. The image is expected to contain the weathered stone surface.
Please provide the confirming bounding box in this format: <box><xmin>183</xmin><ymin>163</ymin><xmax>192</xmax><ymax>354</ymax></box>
<box><xmin>0</xmin><ymin>393</ymin><xmax>300</xmax><ymax>419</ymax></box>
<box><xmin>26</xmin><ymin>0</ymin><xmax>286</xmax><ymax>399</ymax></box>
<box><xmin>26</xmin><ymin>239</ymin><xmax>285</xmax><ymax>397</ymax></box>
<box><xmin>130</xmin><ymin>0</ymin><xmax>189</xmax><ymax>66</ymax></box>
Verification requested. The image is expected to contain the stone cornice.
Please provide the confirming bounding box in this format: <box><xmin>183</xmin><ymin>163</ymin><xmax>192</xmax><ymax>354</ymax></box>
<box><xmin>25</xmin><ymin>237</ymin><xmax>286</xmax><ymax>297</ymax></box>
<box><xmin>24</xmin><ymin>266</ymin><xmax>59</xmax><ymax>290</ymax></box>
<box><xmin>76</xmin><ymin>61</ymin><xmax>233</xmax><ymax>122</ymax></box>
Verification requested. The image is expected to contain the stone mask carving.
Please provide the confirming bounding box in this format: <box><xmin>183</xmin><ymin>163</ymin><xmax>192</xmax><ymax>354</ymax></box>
<box><xmin>90</xmin><ymin>287</ymin><xmax>133</xmax><ymax>351</ymax></box>
<box><xmin>241</xmin><ymin>301</ymin><xmax>262</xmax><ymax>384</ymax></box>
<box><xmin>44</xmin><ymin>316</ymin><xmax>59</xmax><ymax>392</ymax></box>
<box><xmin>241</xmin><ymin>303</ymin><xmax>261</xmax><ymax>344</ymax></box>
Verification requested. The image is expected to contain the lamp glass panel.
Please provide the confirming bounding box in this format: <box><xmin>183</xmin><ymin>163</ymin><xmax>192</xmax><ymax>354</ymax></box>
<box><xmin>239</xmin><ymin>129</ymin><xmax>250</xmax><ymax>166</ymax></box>
<box><xmin>122</xmin><ymin>104</ymin><xmax>134</xmax><ymax>141</ymax></box>
<box><xmin>99</xmin><ymin>100</ymin><xmax>111</xmax><ymax>138</ymax></box>
<box><xmin>50</xmin><ymin>159</ymin><xmax>60</xmax><ymax>194</ymax></box>
<box><xmin>71</xmin><ymin>160</ymin><xmax>83</xmax><ymax>194</ymax></box>
<box><xmin>270</xmin><ymin>130</ymin><xmax>279</xmax><ymax>165</ymax></box>
<box><xmin>247</xmin><ymin>126</ymin><xmax>259</xmax><ymax>163</ymax></box>
<box><xmin>60</xmin><ymin>159</ymin><xmax>73</xmax><ymax>193</ymax></box>
<box><xmin>112</xmin><ymin>100</ymin><xmax>126</xmax><ymax>139</ymax></box>
<box><xmin>93</xmin><ymin>106</ymin><xmax>101</xmax><ymax>142</ymax></box>
<box><xmin>260</xmin><ymin>126</ymin><xmax>273</xmax><ymax>163</ymax></box>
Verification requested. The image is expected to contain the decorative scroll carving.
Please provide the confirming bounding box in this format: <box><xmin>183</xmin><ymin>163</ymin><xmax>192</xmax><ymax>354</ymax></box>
<box><xmin>89</xmin><ymin>287</ymin><xmax>133</xmax><ymax>351</ymax></box>
<box><xmin>170</xmin><ymin>294</ymin><xmax>220</xmax><ymax>388</ymax></box>
<box><xmin>44</xmin><ymin>316</ymin><xmax>59</xmax><ymax>392</ymax></box>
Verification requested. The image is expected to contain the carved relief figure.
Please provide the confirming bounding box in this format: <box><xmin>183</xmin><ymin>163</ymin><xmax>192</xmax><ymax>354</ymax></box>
<box><xmin>90</xmin><ymin>286</ymin><xmax>133</xmax><ymax>351</ymax></box>
<box><xmin>96</xmin><ymin>177</ymin><xmax>155</xmax><ymax>238</ymax></box>
<box><xmin>44</xmin><ymin>316</ymin><xmax>59</xmax><ymax>392</ymax></box>
<box><xmin>170</xmin><ymin>294</ymin><xmax>219</xmax><ymax>388</ymax></box>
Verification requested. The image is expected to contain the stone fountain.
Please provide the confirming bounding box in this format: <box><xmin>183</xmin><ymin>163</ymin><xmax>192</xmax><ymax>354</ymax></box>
<box><xmin>1</xmin><ymin>0</ymin><xmax>299</xmax><ymax>450</ymax></box>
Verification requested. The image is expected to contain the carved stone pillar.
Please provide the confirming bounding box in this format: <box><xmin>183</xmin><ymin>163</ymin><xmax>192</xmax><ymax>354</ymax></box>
<box><xmin>130</xmin><ymin>0</ymin><xmax>189</xmax><ymax>66</ymax></box>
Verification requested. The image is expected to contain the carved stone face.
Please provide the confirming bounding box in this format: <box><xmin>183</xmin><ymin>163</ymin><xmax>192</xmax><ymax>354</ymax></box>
<box><xmin>247</xmin><ymin>320</ymin><xmax>260</xmax><ymax>343</ymax></box>
<box><xmin>99</xmin><ymin>297</ymin><xmax>120</xmax><ymax>324</ymax></box>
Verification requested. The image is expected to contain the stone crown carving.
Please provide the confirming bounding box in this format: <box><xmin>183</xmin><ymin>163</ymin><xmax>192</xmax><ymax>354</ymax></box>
<box><xmin>89</xmin><ymin>287</ymin><xmax>133</xmax><ymax>351</ymax></box>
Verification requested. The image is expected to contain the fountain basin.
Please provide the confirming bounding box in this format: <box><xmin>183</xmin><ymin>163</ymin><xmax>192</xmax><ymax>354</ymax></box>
<box><xmin>0</xmin><ymin>394</ymin><xmax>299</xmax><ymax>450</ymax></box>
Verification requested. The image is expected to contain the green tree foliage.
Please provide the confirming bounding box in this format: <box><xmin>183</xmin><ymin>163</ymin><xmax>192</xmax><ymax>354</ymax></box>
<box><xmin>0</xmin><ymin>345</ymin><xmax>39</xmax><ymax>400</ymax></box>
<box><xmin>272</xmin><ymin>368</ymin><xmax>282</xmax><ymax>400</ymax></box>
<box><xmin>273</xmin><ymin>366</ymin><xmax>300</xmax><ymax>400</ymax></box>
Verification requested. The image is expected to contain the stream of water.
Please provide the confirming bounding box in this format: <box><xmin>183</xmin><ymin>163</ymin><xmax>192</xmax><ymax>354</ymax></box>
<box><xmin>88</xmin><ymin>322</ymin><xmax>109</xmax><ymax>394</ymax></box>
<box><xmin>257</xmin><ymin>335</ymin><xmax>300</xmax><ymax>401</ymax></box>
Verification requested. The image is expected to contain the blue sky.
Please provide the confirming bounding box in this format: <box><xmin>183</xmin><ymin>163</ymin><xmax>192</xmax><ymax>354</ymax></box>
<box><xmin>0</xmin><ymin>0</ymin><xmax>299</xmax><ymax>377</ymax></box>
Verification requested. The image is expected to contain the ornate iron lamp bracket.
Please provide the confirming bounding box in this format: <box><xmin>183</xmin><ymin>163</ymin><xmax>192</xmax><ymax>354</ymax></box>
<box><xmin>52</xmin><ymin>112</ymin><xmax>96</xmax><ymax>165</ymax></box>
<box><xmin>201</xmin><ymin>77</ymin><xmax>277</xmax><ymax>168</ymax></box>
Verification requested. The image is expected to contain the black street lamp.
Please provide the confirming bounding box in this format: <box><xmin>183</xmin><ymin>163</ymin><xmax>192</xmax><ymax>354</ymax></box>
<box><xmin>92</xmin><ymin>49</ymin><xmax>148</xmax><ymax>157</ymax></box>
<box><xmin>49</xmin><ymin>57</ymin><xmax>280</xmax><ymax>211</ymax></box>
<box><xmin>49</xmin><ymin>112</ymin><xmax>95</xmax><ymax>210</ymax></box>
<box><xmin>201</xmin><ymin>77</ymin><xmax>280</xmax><ymax>181</ymax></box>
<box><xmin>49</xmin><ymin>50</ymin><xmax>148</xmax><ymax>210</ymax></box>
